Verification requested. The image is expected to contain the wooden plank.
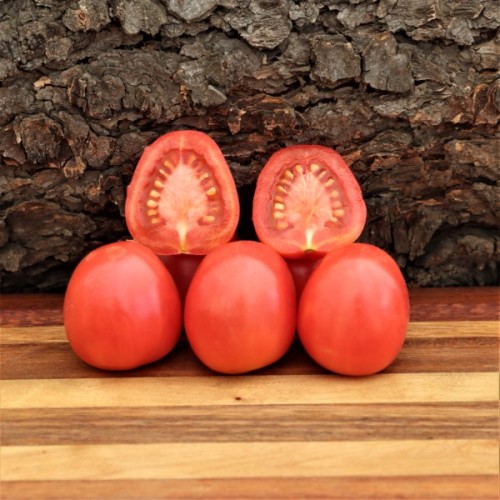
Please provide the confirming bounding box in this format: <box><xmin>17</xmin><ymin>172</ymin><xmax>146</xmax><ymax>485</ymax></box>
<box><xmin>2</xmin><ymin>440</ymin><xmax>497</xmax><ymax>481</ymax></box>
<box><xmin>2</xmin><ymin>476</ymin><xmax>498</xmax><ymax>500</ymax></box>
<box><xmin>1</xmin><ymin>332</ymin><xmax>498</xmax><ymax>380</ymax></box>
<box><xmin>1</xmin><ymin>288</ymin><xmax>498</xmax><ymax>327</ymax></box>
<box><xmin>1</xmin><ymin>372</ymin><xmax>497</xmax><ymax>410</ymax></box>
<box><xmin>406</xmin><ymin>321</ymin><xmax>499</xmax><ymax>338</ymax></box>
<box><xmin>3</xmin><ymin>476</ymin><xmax>499</xmax><ymax>500</ymax></box>
<box><xmin>0</xmin><ymin>294</ymin><xmax>64</xmax><ymax>327</ymax></box>
<box><xmin>408</xmin><ymin>287</ymin><xmax>499</xmax><ymax>322</ymax></box>
<box><xmin>1</xmin><ymin>321</ymin><xmax>497</xmax><ymax>345</ymax></box>
<box><xmin>2</xmin><ymin>403</ymin><xmax>497</xmax><ymax>446</ymax></box>
<box><xmin>0</xmin><ymin>325</ymin><xmax>67</xmax><ymax>344</ymax></box>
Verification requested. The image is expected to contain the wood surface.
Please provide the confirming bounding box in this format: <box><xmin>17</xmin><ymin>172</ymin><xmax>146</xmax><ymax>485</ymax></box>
<box><xmin>0</xmin><ymin>288</ymin><xmax>499</xmax><ymax>499</ymax></box>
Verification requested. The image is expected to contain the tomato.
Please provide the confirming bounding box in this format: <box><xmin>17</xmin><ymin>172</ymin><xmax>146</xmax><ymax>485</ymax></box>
<box><xmin>184</xmin><ymin>240</ymin><xmax>296</xmax><ymax>374</ymax></box>
<box><xmin>287</xmin><ymin>257</ymin><xmax>321</xmax><ymax>300</ymax></box>
<box><xmin>297</xmin><ymin>243</ymin><xmax>409</xmax><ymax>376</ymax></box>
<box><xmin>159</xmin><ymin>234</ymin><xmax>239</xmax><ymax>303</ymax></box>
<box><xmin>64</xmin><ymin>241</ymin><xmax>182</xmax><ymax>370</ymax></box>
<box><xmin>160</xmin><ymin>254</ymin><xmax>204</xmax><ymax>304</ymax></box>
<box><xmin>125</xmin><ymin>130</ymin><xmax>240</xmax><ymax>255</ymax></box>
<box><xmin>252</xmin><ymin>145</ymin><xmax>366</xmax><ymax>258</ymax></box>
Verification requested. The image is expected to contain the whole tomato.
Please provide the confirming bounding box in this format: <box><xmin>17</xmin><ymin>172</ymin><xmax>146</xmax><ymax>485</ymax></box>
<box><xmin>286</xmin><ymin>257</ymin><xmax>321</xmax><ymax>300</ymax></box>
<box><xmin>64</xmin><ymin>241</ymin><xmax>182</xmax><ymax>370</ymax></box>
<box><xmin>298</xmin><ymin>243</ymin><xmax>409</xmax><ymax>376</ymax></box>
<box><xmin>160</xmin><ymin>254</ymin><xmax>204</xmax><ymax>304</ymax></box>
<box><xmin>184</xmin><ymin>240</ymin><xmax>296</xmax><ymax>374</ymax></box>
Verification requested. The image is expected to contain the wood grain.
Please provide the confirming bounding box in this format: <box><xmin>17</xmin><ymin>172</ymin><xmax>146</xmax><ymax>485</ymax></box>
<box><xmin>1</xmin><ymin>288</ymin><xmax>498</xmax><ymax>327</ymax></box>
<box><xmin>1</xmin><ymin>324</ymin><xmax>498</xmax><ymax>380</ymax></box>
<box><xmin>2</xmin><ymin>403</ymin><xmax>497</xmax><ymax>446</ymax></box>
<box><xmin>3</xmin><ymin>476</ymin><xmax>499</xmax><ymax>500</ymax></box>
<box><xmin>1</xmin><ymin>372</ymin><xmax>497</xmax><ymax>409</ymax></box>
<box><xmin>2</xmin><ymin>440</ymin><xmax>497</xmax><ymax>481</ymax></box>
<box><xmin>0</xmin><ymin>290</ymin><xmax>499</xmax><ymax>500</ymax></box>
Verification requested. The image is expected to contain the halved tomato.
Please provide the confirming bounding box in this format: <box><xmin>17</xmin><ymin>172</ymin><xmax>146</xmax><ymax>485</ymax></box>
<box><xmin>125</xmin><ymin>130</ymin><xmax>240</xmax><ymax>255</ymax></box>
<box><xmin>252</xmin><ymin>145</ymin><xmax>366</xmax><ymax>258</ymax></box>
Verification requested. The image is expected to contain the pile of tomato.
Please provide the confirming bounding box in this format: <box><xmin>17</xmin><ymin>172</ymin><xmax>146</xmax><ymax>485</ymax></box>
<box><xmin>64</xmin><ymin>131</ymin><xmax>410</xmax><ymax>376</ymax></box>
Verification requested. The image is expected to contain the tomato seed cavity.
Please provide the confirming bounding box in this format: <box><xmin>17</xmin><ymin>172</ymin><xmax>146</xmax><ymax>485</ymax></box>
<box><xmin>272</xmin><ymin>162</ymin><xmax>346</xmax><ymax>251</ymax></box>
<box><xmin>144</xmin><ymin>149</ymin><xmax>222</xmax><ymax>251</ymax></box>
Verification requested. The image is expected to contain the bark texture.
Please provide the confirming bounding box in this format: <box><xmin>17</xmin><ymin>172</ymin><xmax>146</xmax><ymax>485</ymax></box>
<box><xmin>1</xmin><ymin>0</ymin><xmax>499</xmax><ymax>291</ymax></box>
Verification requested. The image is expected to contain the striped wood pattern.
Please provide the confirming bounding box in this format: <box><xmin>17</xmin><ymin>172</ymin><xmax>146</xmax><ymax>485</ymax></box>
<box><xmin>0</xmin><ymin>288</ymin><xmax>499</xmax><ymax>499</ymax></box>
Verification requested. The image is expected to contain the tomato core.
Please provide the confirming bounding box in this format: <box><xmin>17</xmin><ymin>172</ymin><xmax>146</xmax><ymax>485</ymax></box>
<box><xmin>271</xmin><ymin>161</ymin><xmax>350</xmax><ymax>252</ymax></box>
<box><xmin>143</xmin><ymin>149</ymin><xmax>222</xmax><ymax>252</ymax></box>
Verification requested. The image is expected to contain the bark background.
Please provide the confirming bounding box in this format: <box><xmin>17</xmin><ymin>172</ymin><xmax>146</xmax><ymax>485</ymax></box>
<box><xmin>0</xmin><ymin>0</ymin><xmax>498</xmax><ymax>292</ymax></box>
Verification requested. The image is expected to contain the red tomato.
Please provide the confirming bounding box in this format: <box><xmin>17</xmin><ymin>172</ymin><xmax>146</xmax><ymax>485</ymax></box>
<box><xmin>287</xmin><ymin>257</ymin><xmax>321</xmax><ymax>300</ymax></box>
<box><xmin>159</xmin><ymin>234</ymin><xmax>239</xmax><ymax>303</ymax></box>
<box><xmin>160</xmin><ymin>254</ymin><xmax>204</xmax><ymax>304</ymax></box>
<box><xmin>298</xmin><ymin>244</ymin><xmax>409</xmax><ymax>376</ymax></box>
<box><xmin>64</xmin><ymin>241</ymin><xmax>182</xmax><ymax>370</ymax></box>
<box><xmin>184</xmin><ymin>240</ymin><xmax>296</xmax><ymax>374</ymax></box>
<box><xmin>252</xmin><ymin>145</ymin><xmax>366</xmax><ymax>258</ymax></box>
<box><xmin>125</xmin><ymin>130</ymin><xmax>240</xmax><ymax>255</ymax></box>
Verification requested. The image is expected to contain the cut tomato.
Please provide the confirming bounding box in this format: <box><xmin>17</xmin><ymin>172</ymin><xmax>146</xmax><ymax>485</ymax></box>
<box><xmin>125</xmin><ymin>130</ymin><xmax>240</xmax><ymax>255</ymax></box>
<box><xmin>252</xmin><ymin>145</ymin><xmax>367</xmax><ymax>258</ymax></box>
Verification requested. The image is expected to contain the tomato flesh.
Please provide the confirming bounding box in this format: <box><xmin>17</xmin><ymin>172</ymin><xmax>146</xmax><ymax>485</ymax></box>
<box><xmin>298</xmin><ymin>243</ymin><xmax>409</xmax><ymax>376</ymax></box>
<box><xmin>184</xmin><ymin>240</ymin><xmax>296</xmax><ymax>374</ymax></box>
<box><xmin>64</xmin><ymin>241</ymin><xmax>182</xmax><ymax>370</ymax></box>
<box><xmin>252</xmin><ymin>145</ymin><xmax>366</xmax><ymax>258</ymax></box>
<box><xmin>126</xmin><ymin>130</ymin><xmax>239</xmax><ymax>255</ymax></box>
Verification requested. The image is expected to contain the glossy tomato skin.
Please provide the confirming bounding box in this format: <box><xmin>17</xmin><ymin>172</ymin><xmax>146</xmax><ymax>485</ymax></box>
<box><xmin>252</xmin><ymin>145</ymin><xmax>366</xmax><ymax>258</ymax></box>
<box><xmin>184</xmin><ymin>240</ymin><xmax>296</xmax><ymax>374</ymax></box>
<box><xmin>298</xmin><ymin>244</ymin><xmax>409</xmax><ymax>376</ymax></box>
<box><xmin>125</xmin><ymin>130</ymin><xmax>239</xmax><ymax>255</ymax></box>
<box><xmin>64</xmin><ymin>241</ymin><xmax>182</xmax><ymax>370</ymax></box>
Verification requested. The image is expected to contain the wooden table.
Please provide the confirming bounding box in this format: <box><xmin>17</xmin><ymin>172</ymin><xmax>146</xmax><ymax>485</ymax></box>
<box><xmin>1</xmin><ymin>289</ymin><xmax>499</xmax><ymax>499</ymax></box>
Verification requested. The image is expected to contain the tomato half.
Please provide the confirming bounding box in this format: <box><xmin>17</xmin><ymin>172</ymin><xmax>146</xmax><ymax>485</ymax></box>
<box><xmin>125</xmin><ymin>130</ymin><xmax>240</xmax><ymax>255</ymax></box>
<box><xmin>64</xmin><ymin>241</ymin><xmax>182</xmax><ymax>370</ymax></box>
<box><xmin>252</xmin><ymin>145</ymin><xmax>366</xmax><ymax>258</ymax></box>
<box><xmin>298</xmin><ymin>243</ymin><xmax>409</xmax><ymax>376</ymax></box>
<box><xmin>184</xmin><ymin>240</ymin><xmax>296</xmax><ymax>374</ymax></box>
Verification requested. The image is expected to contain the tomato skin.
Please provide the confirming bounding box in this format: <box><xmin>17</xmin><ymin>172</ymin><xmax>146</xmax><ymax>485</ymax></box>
<box><xmin>298</xmin><ymin>244</ymin><xmax>409</xmax><ymax>376</ymax></box>
<box><xmin>184</xmin><ymin>240</ymin><xmax>296</xmax><ymax>374</ymax></box>
<box><xmin>252</xmin><ymin>145</ymin><xmax>366</xmax><ymax>258</ymax></box>
<box><xmin>287</xmin><ymin>257</ymin><xmax>321</xmax><ymax>301</ymax></box>
<box><xmin>125</xmin><ymin>130</ymin><xmax>240</xmax><ymax>255</ymax></box>
<box><xmin>159</xmin><ymin>234</ymin><xmax>239</xmax><ymax>303</ymax></box>
<box><xmin>160</xmin><ymin>254</ymin><xmax>204</xmax><ymax>304</ymax></box>
<box><xmin>64</xmin><ymin>241</ymin><xmax>182</xmax><ymax>370</ymax></box>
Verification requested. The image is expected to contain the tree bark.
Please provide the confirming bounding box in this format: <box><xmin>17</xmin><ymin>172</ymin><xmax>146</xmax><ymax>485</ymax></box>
<box><xmin>1</xmin><ymin>0</ymin><xmax>498</xmax><ymax>291</ymax></box>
